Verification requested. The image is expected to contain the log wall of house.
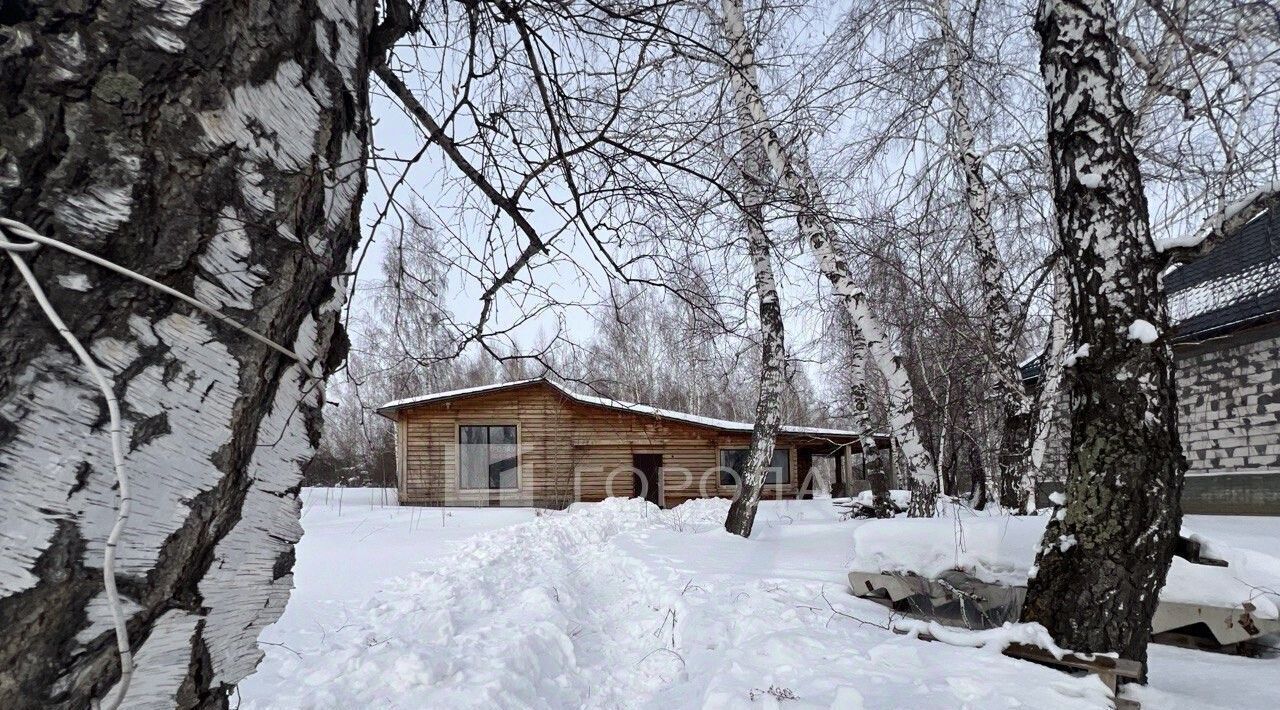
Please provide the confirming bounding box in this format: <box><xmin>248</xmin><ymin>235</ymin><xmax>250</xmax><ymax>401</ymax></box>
<box><xmin>394</xmin><ymin>383</ymin><xmax>812</xmax><ymax>507</ymax></box>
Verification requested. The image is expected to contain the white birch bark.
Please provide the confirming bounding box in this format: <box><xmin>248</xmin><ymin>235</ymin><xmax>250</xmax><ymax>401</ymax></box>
<box><xmin>719</xmin><ymin>0</ymin><xmax>939</xmax><ymax>515</ymax></box>
<box><xmin>723</xmin><ymin>101</ymin><xmax>787</xmax><ymax>537</ymax></box>
<box><xmin>847</xmin><ymin>324</ymin><xmax>892</xmax><ymax>516</ymax></box>
<box><xmin>931</xmin><ymin>0</ymin><xmax>1036</xmax><ymax>511</ymax></box>
<box><xmin>0</xmin><ymin>1</ymin><xmax>372</xmax><ymax>705</ymax></box>
<box><xmin>1026</xmin><ymin>265</ymin><xmax>1069</xmax><ymax>510</ymax></box>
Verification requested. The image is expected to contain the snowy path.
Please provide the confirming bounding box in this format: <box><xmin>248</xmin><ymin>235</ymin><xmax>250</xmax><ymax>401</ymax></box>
<box><xmin>234</xmin><ymin>488</ymin><xmax>538</xmax><ymax>704</ymax></box>
<box><xmin>237</xmin><ymin>492</ymin><xmax>1280</xmax><ymax>709</ymax></box>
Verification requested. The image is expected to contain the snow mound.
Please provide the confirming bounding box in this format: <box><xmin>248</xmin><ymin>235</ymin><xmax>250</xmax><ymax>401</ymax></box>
<box><xmin>665</xmin><ymin>495</ymin><xmax>733</xmax><ymax>528</ymax></box>
<box><xmin>851</xmin><ymin>514</ymin><xmax>1280</xmax><ymax>618</ymax></box>
<box><xmin>250</xmin><ymin>497</ymin><xmax>681</xmax><ymax>709</ymax></box>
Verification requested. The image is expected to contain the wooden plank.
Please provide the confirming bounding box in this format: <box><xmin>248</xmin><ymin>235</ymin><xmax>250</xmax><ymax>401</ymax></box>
<box><xmin>573</xmin><ymin>438</ymin><xmax>672</xmax><ymax>447</ymax></box>
<box><xmin>894</xmin><ymin>626</ymin><xmax>1143</xmax><ymax>704</ymax></box>
<box><xmin>1174</xmin><ymin>536</ymin><xmax>1229</xmax><ymax>567</ymax></box>
<box><xmin>1003</xmin><ymin>642</ymin><xmax>1143</xmax><ymax>680</ymax></box>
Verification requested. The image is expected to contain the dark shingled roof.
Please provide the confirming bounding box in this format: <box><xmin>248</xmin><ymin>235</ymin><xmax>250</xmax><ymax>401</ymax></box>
<box><xmin>1165</xmin><ymin>209</ymin><xmax>1280</xmax><ymax>343</ymax></box>
<box><xmin>1022</xmin><ymin>209</ymin><xmax>1280</xmax><ymax>381</ymax></box>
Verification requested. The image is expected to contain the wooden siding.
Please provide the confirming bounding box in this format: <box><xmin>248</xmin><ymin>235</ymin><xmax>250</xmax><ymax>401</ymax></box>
<box><xmin>393</xmin><ymin>381</ymin><xmax>843</xmax><ymax>507</ymax></box>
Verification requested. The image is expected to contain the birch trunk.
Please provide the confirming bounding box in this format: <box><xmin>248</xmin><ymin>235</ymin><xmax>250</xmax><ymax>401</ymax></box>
<box><xmin>849</xmin><ymin>327</ymin><xmax>892</xmax><ymax>517</ymax></box>
<box><xmin>968</xmin><ymin>433</ymin><xmax>990</xmax><ymax>509</ymax></box>
<box><xmin>933</xmin><ymin>0</ymin><xmax>1035</xmax><ymax>512</ymax></box>
<box><xmin>719</xmin><ymin>0</ymin><xmax>939</xmax><ymax>516</ymax></box>
<box><xmin>724</xmin><ymin>104</ymin><xmax>787</xmax><ymax>538</ymax></box>
<box><xmin>1020</xmin><ymin>0</ymin><xmax>1186</xmax><ymax>670</ymax></box>
<box><xmin>1026</xmin><ymin>266</ymin><xmax>1070</xmax><ymax>510</ymax></box>
<box><xmin>0</xmin><ymin>1</ymin><xmax>372</xmax><ymax>706</ymax></box>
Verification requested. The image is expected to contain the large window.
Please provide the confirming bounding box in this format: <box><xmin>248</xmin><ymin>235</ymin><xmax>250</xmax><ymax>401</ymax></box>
<box><xmin>459</xmin><ymin>425</ymin><xmax>518</xmax><ymax>490</ymax></box>
<box><xmin>720</xmin><ymin>448</ymin><xmax>790</xmax><ymax>486</ymax></box>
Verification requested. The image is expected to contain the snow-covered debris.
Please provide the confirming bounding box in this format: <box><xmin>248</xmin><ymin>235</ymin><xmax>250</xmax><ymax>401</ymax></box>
<box><xmin>852</xmin><ymin>515</ymin><xmax>1046</xmax><ymax>586</ymax></box>
<box><xmin>892</xmin><ymin>619</ymin><xmax>1076</xmax><ymax>658</ymax></box>
<box><xmin>851</xmin><ymin>514</ymin><xmax>1280</xmax><ymax>618</ymax></box>
<box><xmin>852</xmin><ymin>488</ymin><xmax>912</xmax><ymax>510</ymax></box>
<box><xmin>840</xmin><ymin>489</ymin><xmax>912</xmax><ymax>517</ymax></box>
<box><xmin>1126</xmin><ymin>319</ymin><xmax>1159</xmax><ymax>343</ymax></box>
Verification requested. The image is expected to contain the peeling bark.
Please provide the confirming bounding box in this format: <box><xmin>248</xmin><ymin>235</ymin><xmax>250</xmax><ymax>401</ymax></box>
<box><xmin>0</xmin><ymin>1</ymin><xmax>372</xmax><ymax>707</ymax></box>
<box><xmin>1020</xmin><ymin>0</ymin><xmax>1186</xmax><ymax>671</ymax></box>
<box><xmin>719</xmin><ymin>0</ymin><xmax>940</xmax><ymax>516</ymax></box>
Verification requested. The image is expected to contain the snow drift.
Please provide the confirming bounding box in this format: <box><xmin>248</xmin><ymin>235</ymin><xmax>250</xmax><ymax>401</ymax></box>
<box><xmin>244</xmin><ymin>497</ymin><xmax>1112</xmax><ymax>709</ymax></box>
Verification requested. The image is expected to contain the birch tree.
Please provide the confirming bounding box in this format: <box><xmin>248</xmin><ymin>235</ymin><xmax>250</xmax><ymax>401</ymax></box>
<box><xmin>719</xmin><ymin>0</ymin><xmax>941</xmax><ymax>516</ymax></box>
<box><xmin>0</xmin><ymin>1</ymin><xmax>372</xmax><ymax>706</ymax></box>
<box><xmin>930</xmin><ymin>0</ymin><xmax>1037</xmax><ymax>511</ymax></box>
<box><xmin>1019</xmin><ymin>0</ymin><xmax>1186</xmax><ymax>667</ymax></box>
<box><xmin>723</xmin><ymin>103</ymin><xmax>788</xmax><ymax>537</ymax></box>
<box><xmin>848</xmin><ymin>326</ymin><xmax>893</xmax><ymax>516</ymax></box>
<box><xmin>1026</xmin><ymin>265</ymin><xmax>1069</xmax><ymax>493</ymax></box>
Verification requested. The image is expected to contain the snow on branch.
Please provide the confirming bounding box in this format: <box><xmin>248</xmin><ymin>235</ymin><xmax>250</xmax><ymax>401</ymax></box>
<box><xmin>892</xmin><ymin>618</ymin><xmax>1074</xmax><ymax>659</ymax></box>
<box><xmin>1160</xmin><ymin>183</ymin><xmax>1280</xmax><ymax>265</ymax></box>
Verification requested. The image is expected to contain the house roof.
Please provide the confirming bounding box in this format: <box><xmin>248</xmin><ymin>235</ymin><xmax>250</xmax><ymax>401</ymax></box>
<box><xmin>1165</xmin><ymin>208</ymin><xmax>1280</xmax><ymax>343</ymax></box>
<box><xmin>377</xmin><ymin>377</ymin><xmax>872</xmax><ymax>441</ymax></box>
<box><xmin>1023</xmin><ymin>208</ymin><xmax>1280</xmax><ymax>381</ymax></box>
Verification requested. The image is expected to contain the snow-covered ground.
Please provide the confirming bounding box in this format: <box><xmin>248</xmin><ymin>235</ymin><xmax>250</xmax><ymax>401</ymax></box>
<box><xmin>237</xmin><ymin>489</ymin><xmax>1280</xmax><ymax>709</ymax></box>
<box><xmin>1138</xmin><ymin>514</ymin><xmax>1280</xmax><ymax>710</ymax></box>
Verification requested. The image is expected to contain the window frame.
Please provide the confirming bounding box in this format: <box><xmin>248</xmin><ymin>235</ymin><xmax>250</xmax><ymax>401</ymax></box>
<box><xmin>456</xmin><ymin>422</ymin><xmax>522</xmax><ymax>492</ymax></box>
<box><xmin>717</xmin><ymin>446</ymin><xmax>792</xmax><ymax>487</ymax></box>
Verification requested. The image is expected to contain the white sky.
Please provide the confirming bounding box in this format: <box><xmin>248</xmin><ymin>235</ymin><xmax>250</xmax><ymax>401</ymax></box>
<box><xmin>353</xmin><ymin>86</ymin><xmax>840</xmax><ymax>385</ymax></box>
<box><xmin>348</xmin><ymin>0</ymin><xmax>1272</xmax><ymax>397</ymax></box>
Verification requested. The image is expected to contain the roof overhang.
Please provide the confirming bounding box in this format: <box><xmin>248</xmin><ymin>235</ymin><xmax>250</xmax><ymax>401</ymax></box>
<box><xmin>375</xmin><ymin>377</ymin><xmax>872</xmax><ymax>442</ymax></box>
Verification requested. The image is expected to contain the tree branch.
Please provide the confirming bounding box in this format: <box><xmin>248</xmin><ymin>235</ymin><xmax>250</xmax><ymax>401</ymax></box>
<box><xmin>1162</xmin><ymin>184</ymin><xmax>1280</xmax><ymax>265</ymax></box>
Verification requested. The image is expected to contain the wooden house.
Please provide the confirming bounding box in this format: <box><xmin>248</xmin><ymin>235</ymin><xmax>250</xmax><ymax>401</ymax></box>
<box><xmin>376</xmin><ymin>378</ymin><xmax>884</xmax><ymax>507</ymax></box>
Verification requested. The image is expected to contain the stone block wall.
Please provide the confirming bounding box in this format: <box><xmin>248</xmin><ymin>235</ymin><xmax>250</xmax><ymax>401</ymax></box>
<box><xmin>1175</xmin><ymin>324</ymin><xmax>1280</xmax><ymax>514</ymax></box>
<box><xmin>1177</xmin><ymin>326</ymin><xmax>1280</xmax><ymax>476</ymax></box>
<box><xmin>1034</xmin><ymin>321</ymin><xmax>1280</xmax><ymax>514</ymax></box>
